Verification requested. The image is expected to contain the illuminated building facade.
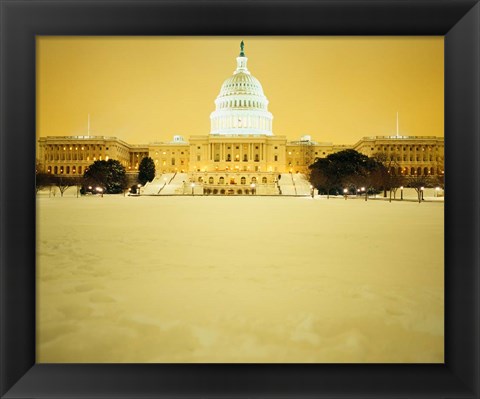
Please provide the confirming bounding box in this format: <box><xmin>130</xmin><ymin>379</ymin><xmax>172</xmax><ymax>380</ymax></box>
<box><xmin>38</xmin><ymin>42</ymin><xmax>444</xmax><ymax>194</ymax></box>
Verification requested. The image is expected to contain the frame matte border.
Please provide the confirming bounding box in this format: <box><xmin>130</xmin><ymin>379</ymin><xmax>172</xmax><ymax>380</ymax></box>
<box><xmin>1</xmin><ymin>1</ymin><xmax>479</xmax><ymax>398</ymax></box>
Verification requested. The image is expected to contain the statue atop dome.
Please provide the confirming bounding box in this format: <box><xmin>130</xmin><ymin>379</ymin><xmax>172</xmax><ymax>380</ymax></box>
<box><xmin>239</xmin><ymin>40</ymin><xmax>245</xmax><ymax>57</ymax></box>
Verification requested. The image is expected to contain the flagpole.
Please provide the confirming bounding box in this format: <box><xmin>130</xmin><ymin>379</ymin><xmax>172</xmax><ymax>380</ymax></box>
<box><xmin>396</xmin><ymin>112</ymin><xmax>399</xmax><ymax>137</ymax></box>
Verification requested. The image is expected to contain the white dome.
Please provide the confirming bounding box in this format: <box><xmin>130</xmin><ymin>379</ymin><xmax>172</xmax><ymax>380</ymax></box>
<box><xmin>219</xmin><ymin>72</ymin><xmax>265</xmax><ymax>98</ymax></box>
<box><xmin>210</xmin><ymin>43</ymin><xmax>273</xmax><ymax>136</ymax></box>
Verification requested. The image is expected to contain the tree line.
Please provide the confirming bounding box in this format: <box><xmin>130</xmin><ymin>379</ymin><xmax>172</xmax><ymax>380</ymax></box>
<box><xmin>36</xmin><ymin>157</ymin><xmax>156</xmax><ymax>196</ymax></box>
<box><xmin>308</xmin><ymin>149</ymin><xmax>444</xmax><ymax>203</ymax></box>
<box><xmin>37</xmin><ymin>150</ymin><xmax>443</xmax><ymax>202</ymax></box>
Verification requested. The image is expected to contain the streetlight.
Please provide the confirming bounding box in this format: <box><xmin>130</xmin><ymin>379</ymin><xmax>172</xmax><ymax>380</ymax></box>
<box><xmin>191</xmin><ymin>182</ymin><xmax>195</xmax><ymax>196</ymax></box>
<box><xmin>361</xmin><ymin>186</ymin><xmax>366</xmax><ymax>202</ymax></box>
<box><xmin>400</xmin><ymin>186</ymin><xmax>404</xmax><ymax>200</ymax></box>
<box><xmin>137</xmin><ymin>183</ymin><xmax>141</xmax><ymax>196</ymax></box>
<box><xmin>250</xmin><ymin>183</ymin><xmax>256</xmax><ymax>195</ymax></box>
<box><xmin>343</xmin><ymin>188</ymin><xmax>348</xmax><ymax>200</ymax></box>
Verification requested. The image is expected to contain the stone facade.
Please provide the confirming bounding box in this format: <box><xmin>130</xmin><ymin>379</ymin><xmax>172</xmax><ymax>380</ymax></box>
<box><xmin>37</xmin><ymin>43</ymin><xmax>444</xmax><ymax>187</ymax></box>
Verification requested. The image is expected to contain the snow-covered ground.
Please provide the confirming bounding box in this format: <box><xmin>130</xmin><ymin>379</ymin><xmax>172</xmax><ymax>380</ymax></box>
<box><xmin>37</xmin><ymin>194</ymin><xmax>444</xmax><ymax>363</ymax></box>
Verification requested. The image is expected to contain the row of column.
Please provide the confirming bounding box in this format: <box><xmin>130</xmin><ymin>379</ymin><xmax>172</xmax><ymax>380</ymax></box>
<box><xmin>211</xmin><ymin>115</ymin><xmax>271</xmax><ymax>131</ymax></box>
<box><xmin>376</xmin><ymin>145</ymin><xmax>443</xmax><ymax>162</ymax></box>
<box><xmin>207</xmin><ymin>143</ymin><xmax>266</xmax><ymax>162</ymax></box>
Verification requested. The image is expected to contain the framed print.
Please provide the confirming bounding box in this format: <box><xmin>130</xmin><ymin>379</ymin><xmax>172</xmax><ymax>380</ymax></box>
<box><xmin>1</xmin><ymin>0</ymin><xmax>479</xmax><ymax>398</ymax></box>
<box><xmin>34</xmin><ymin>35</ymin><xmax>446</xmax><ymax>365</ymax></box>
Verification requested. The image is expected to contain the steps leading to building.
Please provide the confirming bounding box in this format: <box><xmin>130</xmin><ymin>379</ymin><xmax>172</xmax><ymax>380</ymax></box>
<box><xmin>278</xmin><ymin>173</ymin><xmax>310</xmax><ymax>196</ymax></box>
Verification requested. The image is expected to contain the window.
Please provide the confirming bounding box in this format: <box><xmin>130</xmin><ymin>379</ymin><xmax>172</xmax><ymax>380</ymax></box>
<box><xmin>172</xmin><ymin>158</ymin><xmax>175</xmax><ymax>166</ymax></box>
<box><xmin>241</xmin><ymin>177</ymin><xmax>246</xmax><ymax>184</ymax></box>
<box><xmin>209</xmin><ymin>177</ymin><xmax>214</xmax><ymax>184</ymax></box>
<box><xmin>197</xmin><ymin>155</ymin><xmax>201</xmax><ymax>161</ymax></box>
<box><xmin>274</xmin><ymin>155</ymin><xmax>278</xmax><ymax>161</ymax></box>
<box><xmin>262</xmin><ymin>177</ymin><xmax>267</xmax><ymax>184</ymax></box>
<box><xmin>219</xmin><ymin>177</ymin><xmax>225</xmax><ymax>184</ymax></box>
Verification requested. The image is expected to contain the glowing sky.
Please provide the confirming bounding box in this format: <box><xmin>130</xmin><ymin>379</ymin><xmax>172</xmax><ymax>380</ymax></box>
<box><xmin>37</xmin><ymin>36</ymin><xmax>444</xmax><ymax>145</ymax></box>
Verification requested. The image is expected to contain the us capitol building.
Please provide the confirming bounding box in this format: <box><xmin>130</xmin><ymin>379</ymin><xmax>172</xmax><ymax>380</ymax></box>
<box><xmin>38</xmin><ymin>42</ymin><xmax>444</xmax><ymax>195</ymax></box>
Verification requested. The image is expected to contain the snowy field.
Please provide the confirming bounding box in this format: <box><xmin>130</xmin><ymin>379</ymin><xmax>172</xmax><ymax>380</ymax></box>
<box><xmin>37</xmin><ymin>194</ymin><xmax>444</xmax><ymax>363</ymax></box>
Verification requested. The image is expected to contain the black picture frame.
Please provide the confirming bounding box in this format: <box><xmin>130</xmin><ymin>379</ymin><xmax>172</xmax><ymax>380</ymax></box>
<box><xmin>1</xmin><ymin>0</ymin><xmax>479</xmax><ymax>398</ymax></box>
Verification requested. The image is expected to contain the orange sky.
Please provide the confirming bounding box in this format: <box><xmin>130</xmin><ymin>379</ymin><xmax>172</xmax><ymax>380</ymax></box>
<box><xmin>37</xmin><ymin>36</ymin><xmax>444</xmax><ymax>145</ymax></box>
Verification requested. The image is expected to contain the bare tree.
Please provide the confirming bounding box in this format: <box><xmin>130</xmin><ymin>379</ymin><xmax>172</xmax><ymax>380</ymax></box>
<box><xmin>372</xmin><ymin>152</ymin><xmax>409</xmax><ymax>202</ymax></box>
<box><xmin>36</xmin><ymin>172</ymin><xmax>53</xmax><ymax>194</ymax></box>
<box><xmin>434</xmin><ymin>162</ymin><xmax>445</xmax><ymax>190</ymax></box>
<box><xmin>408</xmin><ymin>174</ymin><xmax>434</xmax><ymax>203</ymax></box>
<box><xmin>71</xmin><ymin>176</ymin><xmax>83</xmax><ymax>198</ymax></box>
<box><xmin>36</xmin><ymin>159</ymin><xmax>52</xmax><ymax>194</ymax></box>
<box><xmin>388</xmin><ymin>174</ymin><xmax>407</xmax><ymax>201</ymax></box>
<box><xmin>53</xmin><ymin>176</ymin><xmax>75</xmax><ymax>197</ymax></box>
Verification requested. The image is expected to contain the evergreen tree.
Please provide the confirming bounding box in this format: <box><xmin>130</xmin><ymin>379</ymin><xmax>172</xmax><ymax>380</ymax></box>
<box><xmin>309</xmin><ymin>149</ymin><xmax>385</xmax><ymax>196</ymax></box>
<box><xmin>83</xmin><ymin>159</ymin><xmax>127</xmax><ymax>194</ymax></box>
<box><xmin>138</xmin><ymin>157</ymin><xmax>156</xmax><ymax>185</ymax></box>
